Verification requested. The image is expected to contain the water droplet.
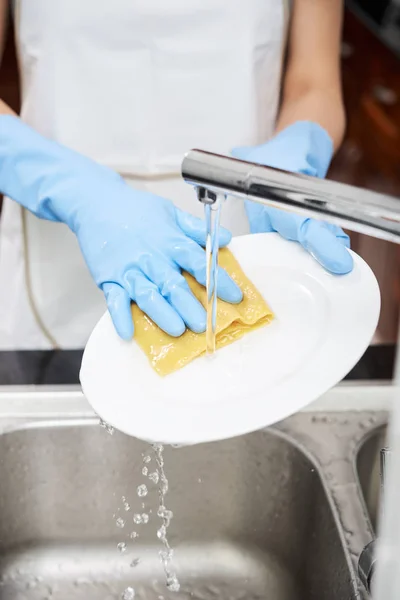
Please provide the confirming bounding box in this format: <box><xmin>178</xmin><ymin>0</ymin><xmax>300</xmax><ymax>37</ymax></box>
<box><xmin>159</xmin><ymin>549</ymin><xmax>173</xmax><ymax>561</ymax></box>
<box><xmin>149</xmin><ymin>471</ymin><xmax>160</xmax><ymax>484</ymax></box>
<box><xmin>137</xmin><ymin>484</ymin><xmax>148</xmax><ymax>498</ymax></box>
<box><xmin>143</xmin><ymin>455</ymin><xmax>151</xmax><ymax>464</ymax></box>
<box><xmin>122</xmin><ymin>587</ymin><xmax>135</xmax><ymax>600</ymax></box>
<box><xmin>121</xmin><ymin>496</ymin><xmax>130</xmax><ymax>510</ymax></box>
<box><xmin>130</xmin><ymin>558</ymin><xmax>140</xmax><ymax>568</ymax></box>
<box><xmin>133</xmin><ymin>514</ymin><xmax>143</xmax><ymax>525</ymax></box>
<box><xmin>198</xmin><ymin>478</ymin><xmax>202</xmax><ymax>483</ymax></box>
<box><xmin>157</xmin><ymin>506</ymin><xmax>173</xmax><ymax>525</ymax></box>
<box><xmin>157</xmin><ymin>525</ymin><xmax>167</xmax><ymax>540</ymax></box>
<box><xmin>130</xmin><ymin>531</ymin><xmax>139</xmax><ymax>539</ymax></box>
<box><xmin>142</xmin><ymin>513</ymin><xmax>149</xmax><ymax>524</ymax></box>
<box><xmin>153</xmin><ymin>442</ymin><xmax>180</xmax><ymax>594</ymax></box>
<box><xmin>99</xmin><ymin>419</ymin><xmax>114</xmax><ymax>435</ymax></box>
<box><xmin>117</xmin><ymin>542</ymin><xmax>127</xmax><ymax>553</ymax></box>
<box><xmin>116</xmin><ymin>517</ymin><xmax>125</xmax><ymax>528</ymax></box>
<box><xmin>167</xmin><ymin>575</ymin><xmax>180</xmax><ymax>592</ymax></box>
<box><xmin>142</xmin><ymin>467</ymin><xmax>149</xmax><ymax>476</ymax></box>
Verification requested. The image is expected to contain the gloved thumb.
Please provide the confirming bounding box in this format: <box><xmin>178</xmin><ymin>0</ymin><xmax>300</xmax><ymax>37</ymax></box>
<box><xmin>175</xmin><ymin>208</ymin><xmax>232</xmax><ymax>248</ymax></box>
<box><xmin>265</xmin><ymin>207</ymin><xmax>353</xmax><ymax>274</ymax></box>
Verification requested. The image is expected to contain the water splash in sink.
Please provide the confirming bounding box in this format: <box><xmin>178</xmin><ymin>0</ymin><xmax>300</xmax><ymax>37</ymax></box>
<box><xmin>153</xmin><ymin>443</ymin><xmax>180</xmax><ymax>592</ymax></box>
<box><xmin>121</xmin><ymin>585</ymin><xmax>135</xmax><ymax>599</ymax></box>
<box><xmin>99</xmin><ymin>419</ymin><xmax>114</xmax><ymax>435</ymax></box>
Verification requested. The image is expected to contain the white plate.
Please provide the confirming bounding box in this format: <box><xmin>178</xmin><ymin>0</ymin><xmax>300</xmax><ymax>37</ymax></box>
<box><xmin>80</xmin><ymin>233</ymin><xmax>380</xmax><ymax>445</ymax></box>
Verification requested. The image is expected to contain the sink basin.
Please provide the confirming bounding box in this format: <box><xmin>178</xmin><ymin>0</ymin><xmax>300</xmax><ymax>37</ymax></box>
<box><xmin>357</xmin><ymin>424</ymin><xmax>388</xmax><ymax>532</ymax></box>
<box><xmin>0</xmin><ymin>420</ymin><xmax>355</xmax><ymax>600</ymax></box>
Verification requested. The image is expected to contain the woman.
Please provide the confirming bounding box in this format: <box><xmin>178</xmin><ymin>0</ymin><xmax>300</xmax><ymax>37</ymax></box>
<box><xmin>0</xmin><ymin>0</ymin><xmax>352</xmax><ymax>349</ymax></box>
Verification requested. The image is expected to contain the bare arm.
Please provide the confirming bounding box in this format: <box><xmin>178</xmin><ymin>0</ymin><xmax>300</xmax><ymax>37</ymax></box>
<box><xmin>276</xmin><ymin>0</ymin><xmax>345</xmax><ymax>150</ymax></box>
<box><xmin>0</xmin><ymin>0</ymin><xmax>17</xmax><ymax>116</ymax></box>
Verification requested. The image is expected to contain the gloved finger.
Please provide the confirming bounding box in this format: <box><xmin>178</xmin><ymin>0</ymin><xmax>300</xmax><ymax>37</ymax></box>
<box><xmin>124</xmin><ymin>270</ymin><xmax>186</xmax><ymax>337</ymax></box>
<box><xmin>102</xmin><ymin>282</ymin><xmax>134</xmax><ymax>341</ymax></box>
<box><xmin>323</xmin><ymin>223</ymin><xmax>351</xmax><ymax>248</ymax></box>
<box><xmin>299</xmin><ymin>220</ymin><xmax>353</xmax><ymax>275</ymax></box>
<box><xmin>245</xmin><ymin>200</ymin><xmax>273</xmax><ymax>234</ymax></box>
<box><xmin>175</xmin><ymin>242</ymin><xmax>243</xmax><ymax>304</ymax></box>
<box><xmin>161</xmin><ymin>272</ymin><xmax>207</xmax><ymax>334</ymax></box>
<box><xmin>264</xmin><ymin>208</ymin><xmax>353</xmax><ymax>274</ymax></box>
<box><xmin>264</xmin><ymin>206</ymin><xmax>309</xmax><ymax>242</ymax></box>
<box><xmin>175</xmin><ymin>208</ymin><xmax>232</xmax><ymax>248</ymax></box>
<box><xmin>134</xmin><ymin>261</ymin><xmax>207</xmax><ymax>334</ymax></box>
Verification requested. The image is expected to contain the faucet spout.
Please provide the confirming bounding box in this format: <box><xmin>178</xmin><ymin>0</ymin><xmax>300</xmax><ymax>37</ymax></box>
<box><xmin>181</xmin><ymin>149</ymin><xmax>400</xmax><ymax>244</ymax></box>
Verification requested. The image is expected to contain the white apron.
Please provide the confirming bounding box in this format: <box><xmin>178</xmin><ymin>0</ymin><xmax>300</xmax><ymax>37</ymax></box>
<box><xmin>0</xmin><ymin>0</ymin><xmax>289</xmax><ymax>349</ymax></box>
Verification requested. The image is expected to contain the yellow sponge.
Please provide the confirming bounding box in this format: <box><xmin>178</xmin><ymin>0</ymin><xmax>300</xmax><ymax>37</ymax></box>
<box><xmin>131</xmin><ymin>248</ymin><xmax>274</xmax><ymax>376</ymax></box>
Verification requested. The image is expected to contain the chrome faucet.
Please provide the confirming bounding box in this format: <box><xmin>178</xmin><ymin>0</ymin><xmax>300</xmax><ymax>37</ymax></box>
<box><xmin>181</xmin><ymin>149</ymin><xmax>400</xmax><ymax>243</ymax></box>
<box><xmin>181</xmin><ymin>149</ymin><xmax>400</xmax><ymax>596</ymax></box>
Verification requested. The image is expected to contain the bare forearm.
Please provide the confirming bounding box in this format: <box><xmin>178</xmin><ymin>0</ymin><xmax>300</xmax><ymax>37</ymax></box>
<box><xmin>0</xmin><ymin>98</ymin><xmax>16</xmax><ymax>116</ymax></box>
<box><xmin>276</xmin><ymin>85</ymin><xmax>345</xmax><ymax>151</ymax></box>
<box><xmin>276</xmin><ymin>0</ymin><xmax>345</xmax><ymax>151</ymax></box>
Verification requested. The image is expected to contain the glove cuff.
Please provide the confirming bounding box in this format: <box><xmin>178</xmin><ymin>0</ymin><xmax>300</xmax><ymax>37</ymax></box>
<box><xmin>232</xmin><ymin>120</ymin><xmax>334</xmax><ymax>179</ymax></box>
<box><xmin>299</xmin><ymin>121</ymin><xmax>334</xmax><ymax>178</ymax></box>
<box><xmin>0</xmin><ymin>115</ymin><xmax>122</xmax><ymax>227</ymax></box>
<box><xmin>0</xmin><ymin>116</ymin><xmax>59</xmax><ymax>220</ymax></box>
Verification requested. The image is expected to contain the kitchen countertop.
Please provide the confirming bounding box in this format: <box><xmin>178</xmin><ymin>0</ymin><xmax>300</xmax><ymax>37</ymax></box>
<box><xmin>0</xmin><ymin>380</ymin><xmax>394</xmax><ymax>417</ymax></box>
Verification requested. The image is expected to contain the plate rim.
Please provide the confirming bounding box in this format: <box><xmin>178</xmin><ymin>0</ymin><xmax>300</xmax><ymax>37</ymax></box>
<box><xmin>80</xmin><ymin>233</ymin><xmax>380</xmax><ymax>445</ymax></box>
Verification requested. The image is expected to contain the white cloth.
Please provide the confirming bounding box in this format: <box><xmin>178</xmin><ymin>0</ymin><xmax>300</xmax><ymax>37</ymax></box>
<box><xmin>0</xmin><ymin>0</ymin><xmax>289</xmax><ymax>349</ymax></box>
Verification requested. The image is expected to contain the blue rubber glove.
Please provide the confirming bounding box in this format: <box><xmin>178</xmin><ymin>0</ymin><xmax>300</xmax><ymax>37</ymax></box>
<box><xmin>232</xmin><ymin>121</ymin><xmax>353</xmax><ymax>275</ymax></box>
<box><xmin>0</xmin><ymin>116</ymin><xmax>242</xmax><ymax>340</ymax></box>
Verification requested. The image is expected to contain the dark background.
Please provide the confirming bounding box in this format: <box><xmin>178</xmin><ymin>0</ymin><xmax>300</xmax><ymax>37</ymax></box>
<box><xmin>0</xmin><ymin>345</ymin><xmax>395</xmax><ymax>386</ymax></box>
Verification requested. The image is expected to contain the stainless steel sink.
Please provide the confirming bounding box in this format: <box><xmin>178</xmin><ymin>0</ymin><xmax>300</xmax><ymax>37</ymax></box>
<box><xmin>0</xmin><ymin>418</ymin><xmax>355</xmax><ymax>600</ymax></box>
<box><xmin>356</xmin><ymin>425</ymin><xmax>388</xmax><ymax>533</ymax></box>
<box><xmin>0</xmin><ymin>385</ymin><xmax>392</xmax><ymax>600</ymax></box>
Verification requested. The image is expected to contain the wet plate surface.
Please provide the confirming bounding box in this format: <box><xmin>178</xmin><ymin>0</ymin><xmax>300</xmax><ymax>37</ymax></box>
<box><xmin>81</xmin><ymin>233</ymin><xmax>380</xmax><ymax>444</ymax></box>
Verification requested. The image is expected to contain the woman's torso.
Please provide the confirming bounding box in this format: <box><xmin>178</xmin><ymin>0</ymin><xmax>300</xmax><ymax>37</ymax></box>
<box><xmin>0</xmin><ymin>0</ymin><xmax>289</xmax><ymax>348</ymax></box>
